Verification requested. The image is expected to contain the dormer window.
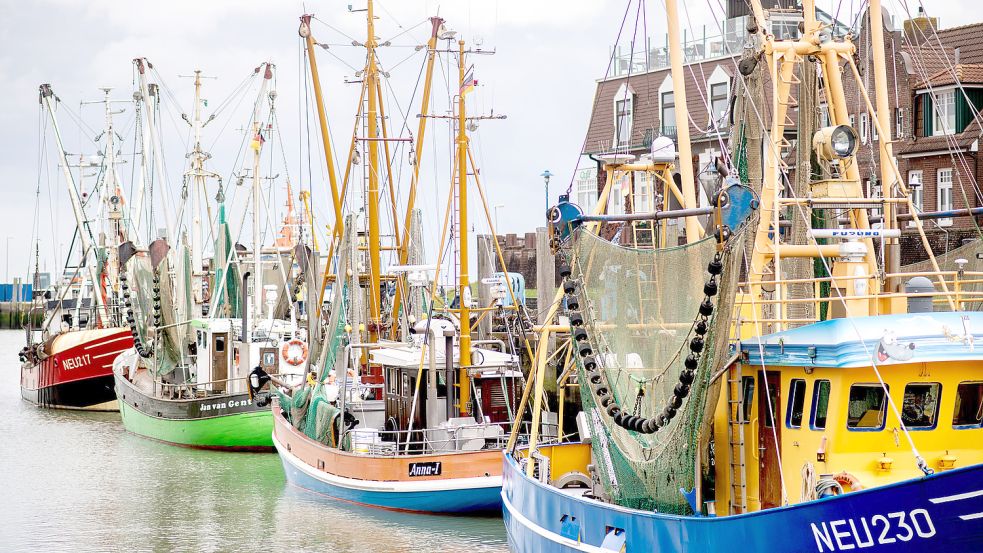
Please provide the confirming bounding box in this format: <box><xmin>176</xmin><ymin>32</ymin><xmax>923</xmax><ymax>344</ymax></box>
<box><xmin>661</xmin><ymin>92</ymin><xmax>676</xmax><ymax>137</ymax></box>
<box><xmin>706</xmin><ymin>65</ymin><xmax>731</xmax><ymax>130</ymax></box>
<box><xmin>933</xmin><ymin>90</ymin><xmax>956</xmax><ymax>136</ymax></box>
<box><xmin>613</xmin><ymin>83</ymin><xmax>635</xmax><ymax>148</ymax></box>
<box><xmin>616</xmin><ymin>98</ymin><xmax>633</xmax><ymax>147</ymax></box>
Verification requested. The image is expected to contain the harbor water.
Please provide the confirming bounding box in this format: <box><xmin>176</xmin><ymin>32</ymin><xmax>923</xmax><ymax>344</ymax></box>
<box><xmin>0</xmin><ymin>331</ymin><xmax>508</xmax><ymax>552</ymax></box>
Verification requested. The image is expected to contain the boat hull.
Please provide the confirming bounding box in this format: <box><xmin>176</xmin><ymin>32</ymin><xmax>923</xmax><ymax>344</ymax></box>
<box><xmin>502</xmin><ymin>447</ymin><xmax>983</xmax><ymax>552</ymax></box>
<box><xmin>114</xmin><ymin>369</ymin><xmax>273</xmax><ymax>451</ymax></box>
<box><xmin>20</xmin><ymin>328</ymin><xmax>132</xmax><ymax>410</ymax></box>
<box><xmin>273</xmin><ymin>402</ymin><xmax>502</xmax><ymax>514</ymax></box>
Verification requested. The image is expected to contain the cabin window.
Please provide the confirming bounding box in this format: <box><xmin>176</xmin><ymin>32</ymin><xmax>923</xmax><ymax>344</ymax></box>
<box><xmin>847</xmin><ymin>384</ymin><xmax>888</xmax><ymax>430</ymax></box>
<box><xmin>901</xmin><ymin>383</ymin><xmax>941</xmax><ymax>429</ymax></box>
<box><xmin>401</xmin><ymin>373</ymin><xmax>410</xmax><ymax>397</ymax></box>
<box><xmin>811</xmin><ymin>380</ymin><xmax>831</xmax><ymax>430</ymax></box>
<box><xmin>214</xmin><ymin>337</ymin><xmax>225</xmax><ymax>353</ymax></box>
<box><xmin>787</xmin><ymin>379</ymin><xmax>806</xmax><ymax>428</ymax></box>
<box><xmin>740</xmin><ymin>376</ymin><xmax>755</xmax><ymax>424</ymax></box>
<box><xmin>953</xmin><ymin>381</ymin><xmax>983</xmax><ymax>428</ymax></box>
<box><xmin>388</xmin><ymin>369</ymin><xmax>397</xmax><ymax>394</ymax></box>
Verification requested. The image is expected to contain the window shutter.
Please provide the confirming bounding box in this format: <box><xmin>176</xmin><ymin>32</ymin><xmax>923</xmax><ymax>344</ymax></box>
<box><xmin>957</xmin><ymin>92</ymin><xmax>970</xmax><ymax>132</ymax></box>
<box><xmin>922</xmin><ymin>94</ymin><xmax>933</xmax><ymax>137</ymax></box>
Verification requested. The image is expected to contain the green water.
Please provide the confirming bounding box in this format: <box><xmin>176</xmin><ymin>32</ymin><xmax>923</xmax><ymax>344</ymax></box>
<box><xmin>0</xmin><ymin>330</ymin><xmax>508</xmax><ymax>552</ymax></box>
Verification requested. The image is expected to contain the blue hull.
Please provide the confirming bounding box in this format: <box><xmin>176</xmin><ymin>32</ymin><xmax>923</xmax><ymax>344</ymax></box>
<box><xmin>503</xmin><ymin>451</ymin><xmax>983</xmax><ymax>552</ymax></box>
<box><xmin>276</xmin><ymin>441</ymin><xmax>502</xmax><ymax>514</ymax></box>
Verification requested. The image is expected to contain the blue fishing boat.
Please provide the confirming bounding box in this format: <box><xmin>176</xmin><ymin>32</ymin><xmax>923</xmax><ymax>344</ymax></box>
<box><xmin>502</xmin><ymin>0</ymin><xmax>983</xmax><ymax>550</ymax></box>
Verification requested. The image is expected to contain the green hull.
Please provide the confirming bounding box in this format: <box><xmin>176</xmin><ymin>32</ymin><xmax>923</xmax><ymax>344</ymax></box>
<box><xmin>118</xmin><ymin>399</ymin><xmax>273</xmax><ymax>451</ymax></box>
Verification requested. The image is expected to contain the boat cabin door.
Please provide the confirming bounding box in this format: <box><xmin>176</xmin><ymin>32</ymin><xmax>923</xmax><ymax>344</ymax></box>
<box><xmin>212</xmin><ymin>332</ymin><xmax>229</xmax><ymax>392</ymax></box>
<box><xmin>757</xmin><ymin>371</ymin><xmax>782</xmax><ymax>509</ymax></box>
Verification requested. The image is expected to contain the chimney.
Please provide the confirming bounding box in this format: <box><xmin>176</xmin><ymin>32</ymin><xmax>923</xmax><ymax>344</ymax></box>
<box><xmin>903</xmin><ymin>7</ymin><xmax>939</xmax><ymax>45</ymax></box>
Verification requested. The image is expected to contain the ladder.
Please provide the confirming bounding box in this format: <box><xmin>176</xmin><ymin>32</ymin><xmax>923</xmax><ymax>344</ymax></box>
<box><xmin>725</xmin><ymin>360</ymin><xmax>748</xmax><ymax>514</ymax></box>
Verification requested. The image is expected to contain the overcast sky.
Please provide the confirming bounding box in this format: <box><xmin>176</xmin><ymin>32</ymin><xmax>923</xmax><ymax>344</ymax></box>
<box><xmin>0</xmin><ymin>0</ymin><xmax>973</xmax><ymax>283</ymax></box>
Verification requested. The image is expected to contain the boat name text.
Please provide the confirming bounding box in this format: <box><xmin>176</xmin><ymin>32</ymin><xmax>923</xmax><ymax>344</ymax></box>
<box><xmin>811</xmin><ymin>509</ymin><xmax>936</xmax><ymax>552</ymax></box>
<box><xmin>61</xmin><ymin>354</ymin><xmax>92</xmax><ymax>371</ymax></box>
<box><xmin>408</xmin><ymin>462</ymin><xmax>442</xmax><ymax>477</ymax></box>
<box><xmin>199</xmin><ymin>398</ymin><xmax>253</xmax><ymax>412</ymax></box>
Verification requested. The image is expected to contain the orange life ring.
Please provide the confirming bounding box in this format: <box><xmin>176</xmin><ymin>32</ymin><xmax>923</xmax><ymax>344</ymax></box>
<box><xmin>281</xmin><ymin>339</ymin><xmax>309</xmax><ymax>366</ymax></box>
<box><xmin>833</xmin><ymin>471</ymin><xmax>865</xmax><ymax>492</ymax></box>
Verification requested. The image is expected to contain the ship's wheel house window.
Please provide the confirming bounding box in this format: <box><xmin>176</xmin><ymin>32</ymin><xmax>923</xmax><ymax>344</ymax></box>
<box><xmin>953</xmin><ymin>381</ymin><xmax>983</xmax><ymax>428</ymax></box>
<box><xmin>901</xmin><ymin>383</ymin><xmax>941</xmax><ymax>429</ymax></box>
<box><xmin>810</xmin><ymin>380</ymin><xmax>831</xmax><ymax>430</ymax></box>
<box><xmin>847</xmin><ymin>384</ymin><xmax>888</xmax><ymax>430</ymax></box>
<box><xmin>786</xmin><ymin>379</ymin><xmax>806</xmax><ymax>428</ymax></box>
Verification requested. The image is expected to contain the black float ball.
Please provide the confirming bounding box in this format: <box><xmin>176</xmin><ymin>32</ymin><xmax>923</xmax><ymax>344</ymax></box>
<box><xmin>684</xmin><ymin>354</ymin><xmax>699</xmax><ymax>370</ymax></box>
<box><xmin>669</xmin><ymin>395</ymin><xmax>683</xmax><ymax>409</ymax></box>
<box><xmin>690</xmin><ymin>337</ymin><xmax>705</xmax><ymax>353</ymax></box>
<box><xmin>675</xmin><ymin>383</ymin><xmax>691</xmax><ymax>397</ymax></box>
<box><xmin>679</xmin><ymin>369</ymin><xmax>695</xmax><ymax>385</ymax></box>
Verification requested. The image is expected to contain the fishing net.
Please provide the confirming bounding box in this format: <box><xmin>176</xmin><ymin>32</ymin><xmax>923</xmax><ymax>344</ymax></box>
<box><xmin>277</xmin><ymin>219</ymin><xmax>353</xmax><ymax>447</ymax></box>
<box><xmin>569</xmin><ymin>228</ymin><xmax>742</xmax><ymax>514</ymax></box>
<box><xmin>210</xmin><ymin>205</ymin><xmax>241</xmax><ymax>319</ymax></box>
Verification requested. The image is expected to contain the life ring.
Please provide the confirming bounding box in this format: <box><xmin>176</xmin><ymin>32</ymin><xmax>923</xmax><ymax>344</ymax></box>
<box><xmin>281</xmin><ymin>339</ymin><xmax>309</xmax><ymax>366</ymax></box>
<box><xmin>833</xmin><ymin>471</ymin><xmax>865</xmax><ymax>492</ymax></box>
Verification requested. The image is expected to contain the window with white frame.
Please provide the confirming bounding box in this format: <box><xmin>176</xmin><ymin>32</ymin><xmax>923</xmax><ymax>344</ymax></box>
<box><xmin>872</xmin><ymin>113</ymin><xmax>879</xmax><ymax>142</ymax></box>
<box><xmin>709</xmin><ymin>83</ymin><xmax>729</xmax><ymax>128</ymax></box>
<box><xmin>661</xmin><ymin>92</ymin><xmax>676</xmax><ymax>137</ymax></box>
<box><xmin>633</xmin><ymin>171</ymin><xmax>652</xmax><ymax>213</ymax></box>
<box><xmin>896</xmin><ymin>108</ymin><xmax>905</xmax><ymax>138</ymax></box>
<box><xmin>867</xmin><ymin>179</ymin><xmax>882</xmax><ymax>218</ymax></box>
<box><xmin>934</xmin><ymin>90</ymin><xmax>956</xmax><ymax>136</ymax></box>
<box><xmin>608</xmin><ymin>172</ymin><xmax>628</xmax><ymax>215</ymax></box>
<box><xmin>938</xmin><ymin>167</ymin><xmax>953</xmax><ymax>226</ymax></box>
<box><xmin>615</xmin><ymin>98</ymin><xmax>633</xmax><ymax>147</ymax></box>
<box><xmin>613</xmin><ymin>83</ymin><xmax>635</xmax><ymax>148</ymax></box>
<box><xmin>860</xmin><ymin>113</ymin><xmax>869</xmax><ymax>144</ymax></box>
<box><xmin>849</xmin><ymin>114</ymin><xmax>856</xmax><ymax>129</ymax></box>
<box><xmin>574</xmin><ymin>166</ymin><xmax>598</xmax><ymax>213</ymax></box>
<box><xmin>819</xmin><ymin>104</ymin><xmax>830</xmax><ymax>127</ymax></box>
<box><xmin>908</xmin><ymin>170</ymin><xmax>923</xmax><ymax>216</ymax></box>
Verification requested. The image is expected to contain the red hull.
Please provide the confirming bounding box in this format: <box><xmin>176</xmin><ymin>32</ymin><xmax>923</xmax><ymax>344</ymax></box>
<box><xmin>21</xmin><ymin>328</ymin><xmax>133</xmax><ymax>410</ymax></box>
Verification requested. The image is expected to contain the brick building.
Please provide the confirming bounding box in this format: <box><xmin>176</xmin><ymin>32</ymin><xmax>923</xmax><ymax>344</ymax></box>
<box><xmin>578</xmin><ymin>4</ymin><xmax>983</xmax><ymax>261</ymax></box>
<box><xmin>844</xmin><ymin>8</ymin><xmax>983</xmax><ymax>261</ymax></box>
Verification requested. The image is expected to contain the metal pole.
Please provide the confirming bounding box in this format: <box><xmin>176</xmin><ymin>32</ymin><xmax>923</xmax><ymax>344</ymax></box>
<box><xmin>869</xmin><ymin>0</ymin><xmax>900</xmax><ymax>290</ymax></box>
<box><xmin>664</xmin><ymin>0</ymin><xmax>702</xmax><ymax>243</ymax></box>
<box><xmin>366</xmin><ymin>0</ymin><xmax>383</xmax><ymax>339</ymax></box>
<box><xmin>456</xmin><ymin>39</ymin><xmax>472</xmax><ymax>414</ymax></box>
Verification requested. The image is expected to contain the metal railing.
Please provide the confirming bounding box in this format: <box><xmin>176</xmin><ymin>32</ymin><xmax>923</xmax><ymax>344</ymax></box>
<box><xmin>340</xmin><ymin>420</ymin><xmax>557</xmax><ymax>457</ymax></box>
<box><xmin>734</xmin><ymin>270</ymin><xmax>983</xmax><ymax>326</ymax></box>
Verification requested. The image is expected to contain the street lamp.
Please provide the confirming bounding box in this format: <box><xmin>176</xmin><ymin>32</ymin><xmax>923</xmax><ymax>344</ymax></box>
<box><xmin>541</xmin><ymin>169</ymin><xmax>554</xmax><ymax>214</ymax></box>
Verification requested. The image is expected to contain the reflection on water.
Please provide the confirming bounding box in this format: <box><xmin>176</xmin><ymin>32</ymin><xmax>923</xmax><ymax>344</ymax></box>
<box><xmin>0</xmin><ymin>331</ymin><xmax>507</xmax><ymax>552</ymax></box>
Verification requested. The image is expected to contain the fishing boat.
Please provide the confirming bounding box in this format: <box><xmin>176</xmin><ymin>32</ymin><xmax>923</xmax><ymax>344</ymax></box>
<box><xmin>270</xmin><ymin>6</ymin><xmax>533</xmax><ymax>514</ymax></box>
<box><xmin>113</xmin><ymin>61</ymin><xmax>312</xmax><ymax>450</ymax></box>
<box><xmin>503</xmin><ymin>0</ymin><xmax>983</xmax><ymax>551</ymax></box>
<box><xmin>20</xmin><ymin>85</ymin><xmax>134</xmax><ymax>411</ymax></box>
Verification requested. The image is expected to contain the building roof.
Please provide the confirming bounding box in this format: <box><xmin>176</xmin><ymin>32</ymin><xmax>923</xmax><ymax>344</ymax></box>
<box><xmin>914</xmin><ymin>63</ymin><xmax>983</xmax><ymax>89</ymax></box>
<box><xmin>896</xmin><ymin>130</ymin><xmax>981</xmax><ymax>157</ymax></box>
